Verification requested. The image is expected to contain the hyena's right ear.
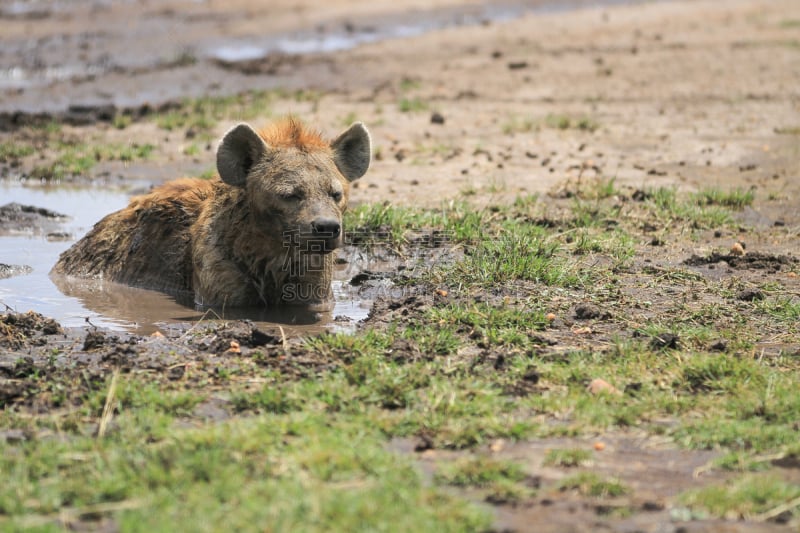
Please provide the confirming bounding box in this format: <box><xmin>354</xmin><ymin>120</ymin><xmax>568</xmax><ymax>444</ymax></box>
<box><xmin>216</xmin><ymin>123</ymin><xmax>268</xmax><ymax>187</ymax></box>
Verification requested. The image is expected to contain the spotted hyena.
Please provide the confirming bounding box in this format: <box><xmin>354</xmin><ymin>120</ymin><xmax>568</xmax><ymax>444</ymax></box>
<box><xmin>51</xmin><ymin>117</ymin><xmax>371</xmax><ymax>310</ymax></box>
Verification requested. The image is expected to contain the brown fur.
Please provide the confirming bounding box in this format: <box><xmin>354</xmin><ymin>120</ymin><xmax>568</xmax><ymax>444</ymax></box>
<box><xmin>51</xmin><ymin>117</ymin><xmax>371</xmax><ymax>309</ymax></box>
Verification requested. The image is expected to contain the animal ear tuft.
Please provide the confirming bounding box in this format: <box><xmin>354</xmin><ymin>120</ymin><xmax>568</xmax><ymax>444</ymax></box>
<box><xmin>331</xmin><ymin>122</ymin><xmax>371</xmax><ymax>182</ymax></box>
<box><xmin>216</xmin><ymin>123</ymin><xmax>268</xmax><ymax>187</ymax></box>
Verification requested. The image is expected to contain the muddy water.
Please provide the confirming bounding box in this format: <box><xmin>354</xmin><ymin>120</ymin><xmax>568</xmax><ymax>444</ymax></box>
<box><xmin>0</xmin><ymin>183</ymin><xmax>372</xmax><ymax>334</ymax></box>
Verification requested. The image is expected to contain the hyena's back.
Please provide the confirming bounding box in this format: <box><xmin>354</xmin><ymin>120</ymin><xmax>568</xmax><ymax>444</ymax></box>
<box><xmin>53</xmin><ymin>178</ymin><xmax>214</xmax><ymax>294</ymax></box>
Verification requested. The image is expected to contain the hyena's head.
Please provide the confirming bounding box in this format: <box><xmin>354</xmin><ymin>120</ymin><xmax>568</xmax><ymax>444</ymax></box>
<box><xmin>216</xmin><ymin>118</ymin><xmax>371</xmax><ymax>253</ymax></box>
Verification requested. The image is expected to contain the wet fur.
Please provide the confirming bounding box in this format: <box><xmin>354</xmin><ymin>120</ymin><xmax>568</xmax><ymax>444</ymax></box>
<box><xmin>51</xmin><ymin>118</ymin><xmax>370</xmax><ymax>308</ymax></box>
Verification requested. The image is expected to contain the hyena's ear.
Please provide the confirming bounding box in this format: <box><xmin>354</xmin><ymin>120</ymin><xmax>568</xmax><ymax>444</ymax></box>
<box><xmin>216</xmin><ymin>123</ymin><xmax>268</xmax><ymax>187</ymax></box>
<box><xmin>331</xmin><ymin>122</ymin><xmax>371</xmax><ymax>182</ymax></box>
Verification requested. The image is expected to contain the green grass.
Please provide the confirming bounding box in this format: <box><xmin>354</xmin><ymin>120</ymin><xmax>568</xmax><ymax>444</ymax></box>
<box><xmin>680</xmin><ymin>474</ymin><xmax>800</xmax><ymax>520</ymax></box>
<box><xmin>29</xmin><ymin>141</ymin><xmax>156</xmax><ymax>180</ymax></box>
<box><xmin>545</xmin><ymin>114</ymin><xmax>599</xmax><ymax>133</ymax></box>
<box><xmin>435</xmin><ymin>456</ymin><xmax>527</xmax><ymax>487</ymax></box>
<box><xmin>692</xmin><ymin>187</ymin><xmax>755</xmax><ymax>209</ymax></box>
<box><xmin>435</xmin><ymin>456</ymin><xmax>535</xmax><ymax>504</ymax></box>
<box><xmin>3</xmin><ymin>183</ymin><xmax>799</xmax><ymax>529</ymax></box>
<box><xmin>558</xmin><ymin>472</ymin><xmax>628</xmax><ymax>498</ymax></box>
<box><xmin>543</xmin><ymin>448</ymin><xmax>593</xmax><ymax>468</ymax></box>
<box><xmin>0</xmin><ymin>141</ymin><xmax>35</xmax><ymax>161</ymax></box>
<box><xmin>398</xmin><ymin>98</ymin><xmax>429</xmax><ymax>113</ymax></box>
<box><xmin>0</xmin><ymin>404</ymin><xmax>489</xmax><ymax>531</ymax></box>
<box><xmin>155</xmin><ymin>90</ymin><xmax>279</xmax><ymax>133</ymax></box>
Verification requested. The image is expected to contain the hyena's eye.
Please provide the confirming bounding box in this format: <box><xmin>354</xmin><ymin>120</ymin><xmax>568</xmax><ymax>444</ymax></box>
<box><xmin>331</xmin><ymin>190</ymin><xmax>343</xmax><ymax>202</ymax></box>
<box><xmin>279</xmin><ymin>190</ymin><xmax>303</xmax><ymax>201</ymax></box>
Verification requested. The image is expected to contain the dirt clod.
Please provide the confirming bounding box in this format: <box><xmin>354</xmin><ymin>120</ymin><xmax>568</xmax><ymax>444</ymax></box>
<box><xmin>684</xmin><ymin>252</ymin><xmax>796</xmax><ymax>272</ymax></box>
<box><xmin>430</xmin><ymin>112</ymin><xmax>445</xmax><ymax>124</ymax></box>
<box><xmin>650</xmin><ymin>332</ymin><xmax>679</xmax><ymax>350</ymax></box>
<box><xmin>83</xmin><ymin>330</ymin><xmax>106</xmax><ymax>350</ymax></box>
<box><xmin>574</xmin><ymin>303</ymin><xmax>603</xmax><ymax>320</ymax></box>
<box><xmin>736</xmin><ymin>288</ymin><xmax>764</xmax><ymax>301</ymax></box>
<box><xmin>587</xmin><ymin>378</ymin><xmax>622</xmax><ymax>396</ymax></box>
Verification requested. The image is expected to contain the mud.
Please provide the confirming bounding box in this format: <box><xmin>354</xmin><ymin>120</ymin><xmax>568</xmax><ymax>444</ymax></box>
<box><xmin>1</xmin><ymin>0</ymin><xmax>800</xmax><ymax>530</ymax></box>
<box><xmin>0</xmin><ymin>202</ymin><xmax>68</xmax><ymax>236</ymax></box>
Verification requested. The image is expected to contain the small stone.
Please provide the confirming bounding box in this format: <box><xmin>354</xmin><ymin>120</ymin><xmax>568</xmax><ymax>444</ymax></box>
<box><xmin>730</xmin><ymin>242</ymin><xmax>746</xmax><ymax>256</ymax></box>
<box><xmin>587</xmin><ymin>378</ymin><xmax>622</xmax><ymax>396</ymax></box>
<box><xmin>83</xmin><ymin>331</ymin><xmax>106</xmax><ymax>351</ymax></box>
<box><xmin>651</xmin><ymin>332</ymin><xmax>679</xmax><ymax>349</ymax></box>
<box><xmin>574</xmin><ymin>303</ymin><xmax>602</xmax><ymax>320</ymax></box>
<box><xmin>430</xmin><ymin>112</ymin><xmax>445</xmax><ymax>125</ymax></box>
<box><xmin>489</xmin><ymin>439</ymin><xmax>506</xmax><ymax>453</ymax></box>
<box><xmin>709</xmin><ymin>340</ymin><xmax>728</xmax><ymax>352</ymax></box>
<box><xmin>227</xmin><ymin>340</ymin><xmax>241</xmax><ymax>354</ymax></box>
<box><xmin>736</xmin><ymin>288</ymin><xmax>764</xmax><ymax>301</ymax></box>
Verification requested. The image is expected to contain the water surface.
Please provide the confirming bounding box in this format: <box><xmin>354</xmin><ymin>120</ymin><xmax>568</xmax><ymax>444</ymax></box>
<box><xmin>0</xmin><ymin>182</ymin><xmax>371</xmax><ymax>334</ymax></box>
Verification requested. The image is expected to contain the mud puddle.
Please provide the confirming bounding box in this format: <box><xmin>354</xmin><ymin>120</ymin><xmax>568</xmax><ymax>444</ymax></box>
<box><xmin>0</xmin><ymin>182</ymin><xmax>376</xmax><ymax>335</ymax></box>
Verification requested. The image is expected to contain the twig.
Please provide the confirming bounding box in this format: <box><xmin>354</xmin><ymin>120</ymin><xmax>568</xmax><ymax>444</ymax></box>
<box><xmin>97</xmin><ymin>368</ymin><xmax>120</xmax><ymax>438</ymax></box>
<box><xmin>751</xmin><ymin>494</ymin><xmax>800</xmax><ymax>523</ymax></box>
<box><xmin>178</xmin><ymin>307</ymin><xmax>222</xmax><ymax>341</ymax></box>
<box><xmin>279</xmin><ymin>326</ymin><xmax>289</xmax><ymax>355</ymax></box>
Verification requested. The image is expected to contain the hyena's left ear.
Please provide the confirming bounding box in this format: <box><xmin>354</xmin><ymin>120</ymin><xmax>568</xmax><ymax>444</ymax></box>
<box><xmin>331</xmin><ymin>122</ymin><xmax>371</xmax><ymax>182</ymax></box>
<box><xmin>217</xmin><ymin>123</ymin><xmax>268</xmax><ymax>187</ymax></box>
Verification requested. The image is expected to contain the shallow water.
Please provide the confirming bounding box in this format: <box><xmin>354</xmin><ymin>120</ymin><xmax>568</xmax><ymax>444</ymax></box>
<box><xmin>0</xmin><ymin>182</ymin><xmax>372</xmax><ymax>334</ymax></box>
<box><xmin>207</xmin><ymin>0</ymin><xmax>650</xmax><ymax>62</ymax></box>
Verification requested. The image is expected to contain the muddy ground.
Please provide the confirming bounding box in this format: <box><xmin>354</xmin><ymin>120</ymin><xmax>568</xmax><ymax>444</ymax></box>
<box><xmin>1</xmin><ymin>0</ymin><xmax>800</xmax><ymax>531</ymax></box>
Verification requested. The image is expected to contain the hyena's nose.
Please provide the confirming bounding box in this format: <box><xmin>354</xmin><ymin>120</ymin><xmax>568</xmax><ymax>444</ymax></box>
<box><xmin>311</xmin><ymin>218</ymin><xmax>341</xmax><ymax>238</ymax></box>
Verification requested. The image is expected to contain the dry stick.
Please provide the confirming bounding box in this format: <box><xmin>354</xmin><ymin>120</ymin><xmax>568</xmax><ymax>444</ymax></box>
<box><xmin>278</xmin><ymin>326</ymin><xmax>289</xmax><ymax>355</ymax></box>
<box><xmin>97</xmin><ymin>368</ymin><xmax>120</xmax><ymax>439</ymax></box>
<box><xmin>178</xmin><ymin>307</ymin><xmax>223</xmax><ymax>342</ymax></box>
<box><xmin>752</xmin><ymin>494</ymin><xmax>800</xmax><ymax>523</ymax></box>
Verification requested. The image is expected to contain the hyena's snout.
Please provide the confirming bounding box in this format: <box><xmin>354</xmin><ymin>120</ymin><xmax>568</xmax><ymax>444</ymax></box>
<box><xmin>309</xmin><ymin>216</ymin><xmax>343</xmax><ymax>253</ymax></box>
<box><xmin>311</xmin><ymin>217</ymin><xmax>341</xmax><ymax>239</ymax></box>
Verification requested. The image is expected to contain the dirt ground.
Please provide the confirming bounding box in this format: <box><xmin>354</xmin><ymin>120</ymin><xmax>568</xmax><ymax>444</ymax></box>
<box><xmin>1</xmin><ymin>0</ymin><xmax>799</xmax><ymax>531</ymax></box>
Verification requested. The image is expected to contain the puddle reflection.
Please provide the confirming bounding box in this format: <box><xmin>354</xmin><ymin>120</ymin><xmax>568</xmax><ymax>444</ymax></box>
<box><xmin>0</xmin><ymin>182</ymin><xmax>371</xmax><ymax>335</ymax></box>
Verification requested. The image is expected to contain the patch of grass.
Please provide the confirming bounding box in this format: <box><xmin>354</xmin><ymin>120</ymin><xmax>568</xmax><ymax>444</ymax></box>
<box><xmin>112</xmin><ymin>114</ymin><xmax>132</xmax><ymax>130</ymax></box>
<box><xmin>183</xmin><ymin>143</ymin><xmax>201</xmax><ymax>156</ymax></box>
<box><xmin>692</xmin><ymin>187</ymin><xmax>755</xmax><ymax>209</ymax></box>
<box><xmin>428</xmin><ymin>302</ymin><xmax>548</xmax><ymax>349</ymax></box>
<box><xmin>29</xmin><ymin>141</ymin><xmax>156</xmax><ymax>179</ymax></box>
<box><xmin>502</xmin><ymin>116</ymin><xmax>536</xmax><ymax>135</ymax></box>
<box><xmin>0</xmin><ymin>410</ymin><xmax>490</xmax><ymax>531</ymax></box>
<box><xmin>447</xmin><ymin>229</ymin><xmax>585</xmax><ymax>287</ymax></box>
<box><xmin>545</xmin><ymin>114</ymin><xmax>600</xmax><ymax>133</ymax></box>
<box><xmin>558</xmin><ymin>472</ymin><xmax>628</xmax><ymax>498</ymax></box>
<box><xmin>156</xmin><ymin>90</ymin><xmax>278</xmax><ymax>133</ymax></box>
<box><xmin>756</xmin><ymin>297</ymin><xmax>800</xmax><ymax>324</ymax></box>
<box><xmin>543</xmin><ymin>448</ymin><xmax>593</xmax><ymax>467</ymax></box>
<box><xmin>198</xmin><ymin>168</ymin><xmax>217</xmax><ymax>180</ymax></box>
<box><xmin>435</xmin><ymin>456</ymin><xmax>534</xmax><ymax>503</ymax></box>
<box><xmin>680</xmin><ymin>474</ymin><xmax>800</xmax><ymax>520</ymax></box>
<box><xmin>339</xmin><ymin>111</ymin><xmax>358</xmax><ymax>127</ymax></box>
<box><xmin>643</xmin><ymin>185</ymin><xmax>735</xmax><ymax>228</ymax></box>
<box><xmin>0</xmin><ymin>141</ymin><xmax>35</xmax><ymax>161</ymax></box>
<box><xmin>398</xmin><ymin>98</ymin><xmax>429</xmax><ymax>113</ymax></box>
<box><xmin>399</xmin><ymin>78</ymin><xmax>421</xmax><ymax>92</ymax></box>
<box><xmin>435</xmin><ymin>456</ymin><xmax>526</xmax><ymax>487</ymax></box>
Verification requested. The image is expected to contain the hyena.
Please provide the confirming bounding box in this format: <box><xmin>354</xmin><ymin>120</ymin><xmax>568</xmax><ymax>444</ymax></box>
<box><xmin>51</xmin><ymin>117</ymin><xmax>371</xmax><ymax>310</ymax></box>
